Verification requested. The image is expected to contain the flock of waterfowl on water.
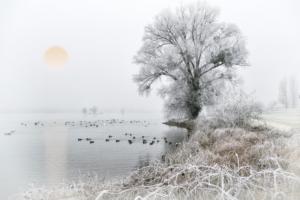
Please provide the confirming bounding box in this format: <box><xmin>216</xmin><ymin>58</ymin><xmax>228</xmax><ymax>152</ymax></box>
<box><xmin>3</xmin><ymin>130</ymin><xmax>15</xmax><ymax>136</ymax></box>
<box><xmin>18</xmin><ymin>119</ymin><xmax>150</xmax><ymax>128</ymax></box>
<box><xmin>4</xmin><ymin>119</ymin><xmax>181</xmax><ymax>147</ymax></box>
<box><xmin>77</xmin><ymin>132</ymin><xmax>181</xmax><ymax>147</ymax></box>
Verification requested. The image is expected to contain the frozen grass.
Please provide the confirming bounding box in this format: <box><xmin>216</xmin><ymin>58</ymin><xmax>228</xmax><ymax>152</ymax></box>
<box><xmin>18</xmin><ymin>120</ymin><xmax>300</xmax><ymax>200</ymax></box>
<box><xmin>19</xmin><ymin>176</ymin><xmax>109</xmax><ymax>200</ymax></box>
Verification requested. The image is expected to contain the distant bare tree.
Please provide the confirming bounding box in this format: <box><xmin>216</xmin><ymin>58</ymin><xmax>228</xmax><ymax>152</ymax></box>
<box><xmin>134</xmin><ymin>2</ymin><xmax>248</xmax><ymax>119</ymax></box>
<box><xmin>278</xmin><ymin>78</ymin><xmax>288</xmax><ymax>108</ymax></box>
<box><xmin>289</xmin><ymin>77</ymin><xmax>298</xmax><ymax>108</ymax></box>
<box><xmin>90</xmin><ymin>106</ymin><xmax>98</xmax><ymax>115</ymax></box>
<box><xmin>82</xmin><ymin>107</ymin><xmax>88</xmax><ymax>115</ymax></box>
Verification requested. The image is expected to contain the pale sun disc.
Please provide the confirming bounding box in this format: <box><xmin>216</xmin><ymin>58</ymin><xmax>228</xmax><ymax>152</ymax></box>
<box><xmin>44</xmin><ymin>46</ymin><xmax>69</xmax><ymax>68</ymax></box>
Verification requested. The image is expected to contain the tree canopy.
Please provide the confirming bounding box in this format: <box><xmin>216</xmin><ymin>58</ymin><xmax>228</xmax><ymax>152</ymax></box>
<box><xmin>134</xmin><ymin>2</ymin><xmax>248</xmax><ymax>119</ymax></box>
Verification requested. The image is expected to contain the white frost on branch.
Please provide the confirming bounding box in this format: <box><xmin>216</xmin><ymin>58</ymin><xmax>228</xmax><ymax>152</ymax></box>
<box><xmin>134</xmin><ymin>2</ymin><xmax>248</xmax><ymax>119</ymax></box>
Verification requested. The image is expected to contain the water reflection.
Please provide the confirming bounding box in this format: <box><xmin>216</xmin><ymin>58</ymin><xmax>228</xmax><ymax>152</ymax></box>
<box><xmin>0</xmin><ymin>113</ymin><xmax>186</xmax><ymax>199</ymax></box>
<box><xmin>44</xmin><ymin>127</ymin><xmax>68</xmax><ymax>185</ymax></box>
<box><xmin>163</xmin><ymin>128</ymin><xmax>187</xmax><ymax>152</ymax></box>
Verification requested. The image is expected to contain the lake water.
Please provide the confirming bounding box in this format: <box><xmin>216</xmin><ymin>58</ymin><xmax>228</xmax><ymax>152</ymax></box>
<box><xmin>0</xmin><ymin>113</ymin><xmax>187</xmax><ymax>200</ymax></box>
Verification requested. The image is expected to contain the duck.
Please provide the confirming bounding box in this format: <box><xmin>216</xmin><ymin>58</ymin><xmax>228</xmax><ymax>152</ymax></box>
<box><xmin>149</xmin><ymin>141</ymin><xmax>155</xmax><ymax>145</ymax></box>
<box><xmin>78</xmin><ymin>138</ymin><xmax>83</xmax><ymax>141</ymax></box>
<box><xmin>105</xmin><ymin>139</ymin><xmax>109</xmax><ymax>142</ymax></box>
<box><xmin>142</xmin><ymin>139</ymin><xmax>147</xmax><ymax>144</ymax></box>
<box><xmin>86</xmin><ymin>138</ymin><xmax>92</xmax><ymax>141</ymax></box>
<box><xmin>89</xmin><ymin>141</ymin><xmax>95</xmax><ymax>144</ymax></box>
<box><xmin>168</xmin><ymin>142</ymin><xmax>172</xmax><ymax>145</ymax></box>
<box><xmin>128</xmin><ymin>140</ymin><xmax>133</xmax><ymax>144</ymax></box>
<box><xmin>132</xmin><ymin>136</ymin><xmax>136</xmax><ymax>139</ymax></box>
<box><xmin>116</xmin><ymin>139</ymin><xmax>120</xmax><ymax>143</ymax></box>
<box><xmin>108</xmin><ymin>135</ymin><xmax>113</xmax><ymax>138</ymax></box>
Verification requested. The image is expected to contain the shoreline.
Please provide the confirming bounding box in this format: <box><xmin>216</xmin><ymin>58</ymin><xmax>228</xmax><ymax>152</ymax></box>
<box><xmin>19</xmin><ymin>117</ymin><xmax>300</xmax><ymax>200</ymax></box>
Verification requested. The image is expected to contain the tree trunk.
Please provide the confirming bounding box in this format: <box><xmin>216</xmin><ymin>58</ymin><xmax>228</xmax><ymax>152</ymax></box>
<box><xmin>186</xmin><ymin>78</ymin><xmax>201</xmax><ymax>119</ymax></box>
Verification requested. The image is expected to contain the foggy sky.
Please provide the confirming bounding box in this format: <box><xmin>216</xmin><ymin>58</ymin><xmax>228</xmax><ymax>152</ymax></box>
<box><xmin>0</xmin><ymin>0</ymin><xmax>299</xmax><ymax>113</ymax></box>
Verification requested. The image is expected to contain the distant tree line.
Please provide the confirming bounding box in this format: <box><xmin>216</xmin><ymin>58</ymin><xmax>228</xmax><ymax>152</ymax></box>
<box><xmin>82</xmin><ymin>106</ymin><xmax>99</xmax><ymax>115</ymax></box>
<box><xmin>278</xmin><ymin>77</ymin><xmax>299</xmax><ymax>108</ymax></box>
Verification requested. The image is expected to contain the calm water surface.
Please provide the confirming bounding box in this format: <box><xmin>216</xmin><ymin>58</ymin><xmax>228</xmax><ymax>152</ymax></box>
<box><xmin>0</xmin><ymin>113</ymin><xmax>187</xmax><ymax>199</ymax></box>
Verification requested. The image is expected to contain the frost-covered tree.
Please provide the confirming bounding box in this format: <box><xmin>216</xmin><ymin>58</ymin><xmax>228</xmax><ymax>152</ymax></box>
<box><xmin>134</xmin><ymin>2</ymin><xmax>248</xmax><ymax>119</ymax></box>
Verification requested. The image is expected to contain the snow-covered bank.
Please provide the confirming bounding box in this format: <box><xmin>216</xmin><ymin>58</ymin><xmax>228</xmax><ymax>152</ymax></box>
<box><xmin>263</xmin><ymin>109</ymin><xmax>300</xmax><ymax>178</ymax></box>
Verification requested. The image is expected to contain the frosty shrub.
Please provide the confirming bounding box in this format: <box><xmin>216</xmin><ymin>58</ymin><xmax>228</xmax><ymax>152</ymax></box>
<box><xmin>210</xmin><ymin>89</ymin><xmax>263</xmax><ymax>128</ymax></box>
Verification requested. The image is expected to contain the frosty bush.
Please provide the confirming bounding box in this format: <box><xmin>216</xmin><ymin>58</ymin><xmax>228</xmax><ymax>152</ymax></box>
<box><xmin>210</xmin><ymin>89</ymin><xmax>263</xmax><ymax>128</ymax></box>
